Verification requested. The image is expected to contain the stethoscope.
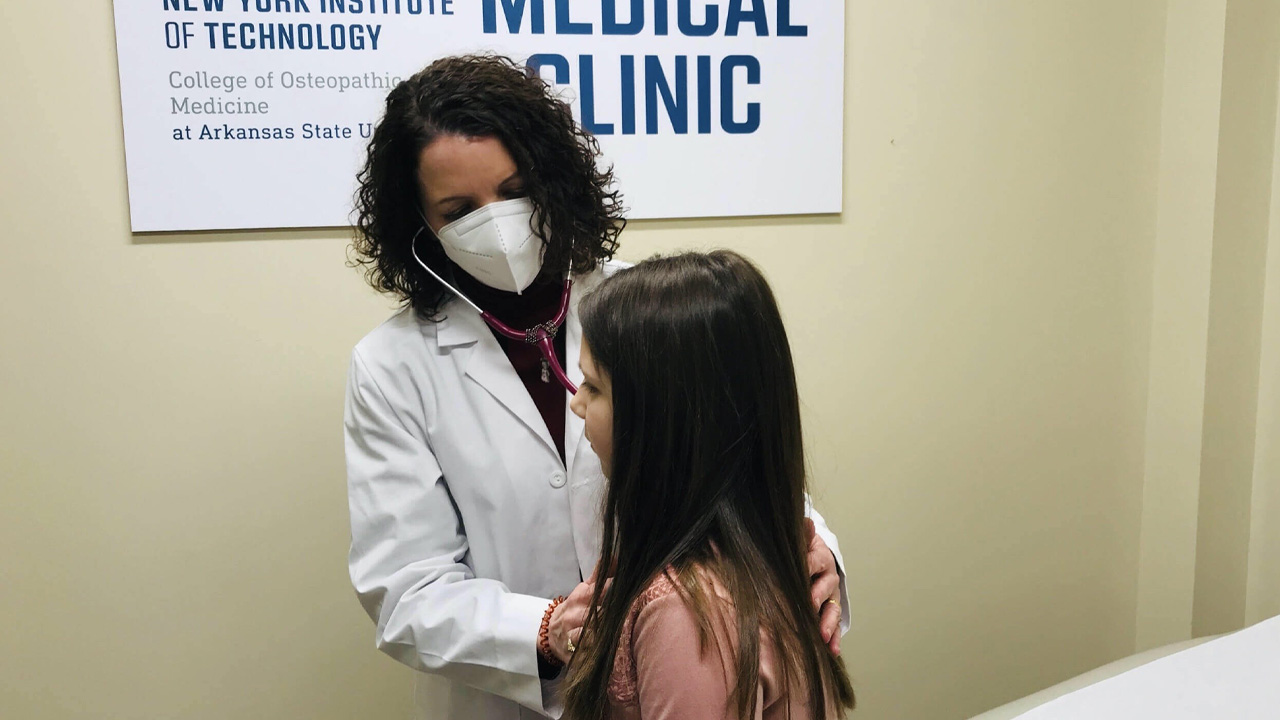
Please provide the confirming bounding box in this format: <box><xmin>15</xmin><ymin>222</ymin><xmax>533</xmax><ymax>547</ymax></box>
<box><xmin>410</xmin><ymin>227</ymin><xmax>579</xmax><ymax>395</ymax></box>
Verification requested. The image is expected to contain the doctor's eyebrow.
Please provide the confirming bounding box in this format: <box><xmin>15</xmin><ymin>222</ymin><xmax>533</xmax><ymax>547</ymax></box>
<box><xmin>435</xmin><ymin>173</ymin><xmax>525</xmax><ymax>207</ymax></box>
<box><xmin>435</xmin><ymin>195</ymin><xmax>470</xmax><ymax>207</ymax></box>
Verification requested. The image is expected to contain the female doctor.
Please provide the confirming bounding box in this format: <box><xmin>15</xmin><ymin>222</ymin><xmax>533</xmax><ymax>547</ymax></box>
<box><xmin>344</xmin><ymin>55</ymin><xmax>850</xmax><ymax>720</ymax></box>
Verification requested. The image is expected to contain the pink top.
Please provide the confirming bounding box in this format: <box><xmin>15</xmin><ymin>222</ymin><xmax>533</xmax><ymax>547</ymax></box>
<box><xmin>605</xmin><ymin>572</ymin><xmax>817</xmax><ymax>720</ymax></box>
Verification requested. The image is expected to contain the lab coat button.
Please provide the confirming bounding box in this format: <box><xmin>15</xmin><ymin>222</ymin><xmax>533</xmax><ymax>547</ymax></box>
<box><xmin>549</xmin><ymin>471</ymin><xmax>567</xmax><ymax>488</ymax></box>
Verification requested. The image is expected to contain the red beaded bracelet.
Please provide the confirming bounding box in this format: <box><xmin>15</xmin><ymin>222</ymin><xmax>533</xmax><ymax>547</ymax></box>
<box><xmin>539</xmin><ymin>595</ymin><xmax>568</xmax><ymax>666</ymax></box>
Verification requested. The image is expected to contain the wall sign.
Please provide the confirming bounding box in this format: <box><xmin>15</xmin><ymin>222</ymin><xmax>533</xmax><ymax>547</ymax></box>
<box><xmin>113</xmin><ymin>1</ymin><xmax>845</xmax><ymax>231</ymax></box>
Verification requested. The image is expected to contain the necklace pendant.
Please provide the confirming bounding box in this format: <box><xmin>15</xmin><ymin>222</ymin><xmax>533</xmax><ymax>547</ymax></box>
<box><xmin>541</xmin><ymin>358</ymin><xmax>550</xmax><ymax>383</ymax></box>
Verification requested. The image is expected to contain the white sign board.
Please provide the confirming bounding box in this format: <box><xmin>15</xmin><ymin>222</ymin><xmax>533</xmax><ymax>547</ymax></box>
<box><xmin>113</xmin><ymin>1</ymin><xmax>844</xmax><ymax>232</ymax></box>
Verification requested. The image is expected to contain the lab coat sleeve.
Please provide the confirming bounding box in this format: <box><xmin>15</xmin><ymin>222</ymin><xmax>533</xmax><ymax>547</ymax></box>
<box><xmin>345</xmin><ymin>349</ymin><xmax>553</xmax><ymax>715</ymax></box>
<box><xmin>805</xmin><ymin>496</ymin><xmax>852</xmax><ymax>636</ymax></box>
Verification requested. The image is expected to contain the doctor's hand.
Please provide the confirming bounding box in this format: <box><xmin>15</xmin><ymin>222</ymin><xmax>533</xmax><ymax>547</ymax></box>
<box><xmin>546</xmin><ymin>575</ymin><xmax>607</xmax><ymax>665</ymax></box>
<box><xmin>805</xmin><ymin>518</ymin><xmax>843</xmax><ymax>657</ymax></box>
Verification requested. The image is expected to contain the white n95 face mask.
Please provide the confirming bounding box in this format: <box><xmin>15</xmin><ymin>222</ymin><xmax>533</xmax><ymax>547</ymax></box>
<box><xmin>432</xmin><ymin>197</ymin><xmax>544</xmax><ymax>294</ymax></box>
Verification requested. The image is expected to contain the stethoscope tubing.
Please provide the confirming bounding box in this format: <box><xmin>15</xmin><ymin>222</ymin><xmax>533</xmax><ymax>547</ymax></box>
<box><xmin>411</xmin><ymin>227</ymin><xmax>579</xmax><ymax>395</ymax></box>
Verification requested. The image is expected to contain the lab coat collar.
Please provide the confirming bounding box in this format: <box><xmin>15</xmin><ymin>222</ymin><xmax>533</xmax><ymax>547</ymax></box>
<box><xmin>432</xmin><ymin>267</ymin><xmax>607</xmax><ymax>473</ymax></box>
<box><xmin>434</xmin><ymin>300</ymin><xmax>560</xmax><ymax>459</ymax></box>
<box><xmin>435</xmin><ymin>298</ymin><xmax>484</xmax><ymax>350</ymax></box>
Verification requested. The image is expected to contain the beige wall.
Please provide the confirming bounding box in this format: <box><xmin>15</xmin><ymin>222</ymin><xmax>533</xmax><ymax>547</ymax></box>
<box><xmin>1136</xmin><ymin>0</ymin><xmax>1280</xmax><ymax>649</ymax></box>
<box><xmin>2</xmin><ymin>2</ymin><xmax>1278</xmax><ymax>720</ymax></box>
<box><xmin>1246</xmin><ymin>103</ymin><xmax>1280</xmax><ymax>625</ymax></box>
<box><xmin>1134</xmin><ymin>0</ymin><xmax>1226</xmax><ymax>651</ymax></box>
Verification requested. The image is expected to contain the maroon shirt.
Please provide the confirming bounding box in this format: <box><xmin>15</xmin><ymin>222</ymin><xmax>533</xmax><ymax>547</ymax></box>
<box><xmin>454</xmin><ymin>272</ymin><xmax>568</xmax><ymax>463</ymax></box>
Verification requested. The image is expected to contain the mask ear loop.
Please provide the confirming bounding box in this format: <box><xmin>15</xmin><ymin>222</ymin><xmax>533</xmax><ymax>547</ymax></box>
<box><xmin>410</xmin><ymin>225</ymin><xmax>485</xmax><ymax>315</ymax></box>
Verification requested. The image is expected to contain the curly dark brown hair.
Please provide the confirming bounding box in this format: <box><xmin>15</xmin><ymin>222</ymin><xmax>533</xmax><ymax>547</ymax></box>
<box><xmin>350</xmin><ymin>54</ymin><xmax>626</xmax><ymax>319</ymax></box>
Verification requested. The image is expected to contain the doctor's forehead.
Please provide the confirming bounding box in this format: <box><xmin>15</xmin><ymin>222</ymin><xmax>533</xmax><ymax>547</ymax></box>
<box><xmin>417</xmin><ymin>135</ymin><xmax>517</xmax><ymax>195</ymax></box>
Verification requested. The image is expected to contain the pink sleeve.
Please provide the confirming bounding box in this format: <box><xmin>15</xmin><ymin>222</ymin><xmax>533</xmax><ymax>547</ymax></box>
<box><xmin>632</xmin><ymin>591</ymin><xmax>752</xmax><ymax>720</ymax></box>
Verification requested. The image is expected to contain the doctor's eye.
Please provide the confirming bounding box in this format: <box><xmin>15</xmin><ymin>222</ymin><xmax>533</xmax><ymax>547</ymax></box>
<box><xmin>442</xmin><ymin>205</ymin><xmax>473</xmax><ymax>223</ymax></box>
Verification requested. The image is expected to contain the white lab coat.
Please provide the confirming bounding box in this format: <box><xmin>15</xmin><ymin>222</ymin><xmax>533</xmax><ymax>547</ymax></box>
<box><xmin>345</xmin><ymin>262</ymin><xmax>849</xmax><ymax>720</ymax></box>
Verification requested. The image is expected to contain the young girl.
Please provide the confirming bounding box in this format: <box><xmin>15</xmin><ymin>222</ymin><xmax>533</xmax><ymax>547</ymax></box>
<box><xmin>565</xmin><ymin>251</ymin><xmax>856</xmax><ymax>719</ymax></box>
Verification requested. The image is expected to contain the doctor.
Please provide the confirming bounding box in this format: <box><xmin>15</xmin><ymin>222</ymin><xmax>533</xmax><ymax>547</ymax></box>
<box><xmin>344</xmin><ymin>54</ymin><xmax>850</xmax><ymax>720</ymax></box>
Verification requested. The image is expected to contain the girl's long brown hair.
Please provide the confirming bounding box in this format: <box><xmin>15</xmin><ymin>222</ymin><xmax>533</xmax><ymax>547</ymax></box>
<box><xmin>564</xmin><ymin>251</ymin><xmax>855</xmax><ymax>719</ymax></box>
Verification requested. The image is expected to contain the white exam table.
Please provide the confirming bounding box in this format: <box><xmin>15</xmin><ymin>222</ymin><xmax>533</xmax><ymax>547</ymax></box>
<box><xmin>971</xmin><ymin>613</ymin><xmax>1280</xmax><ymax>719</ymax></box>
